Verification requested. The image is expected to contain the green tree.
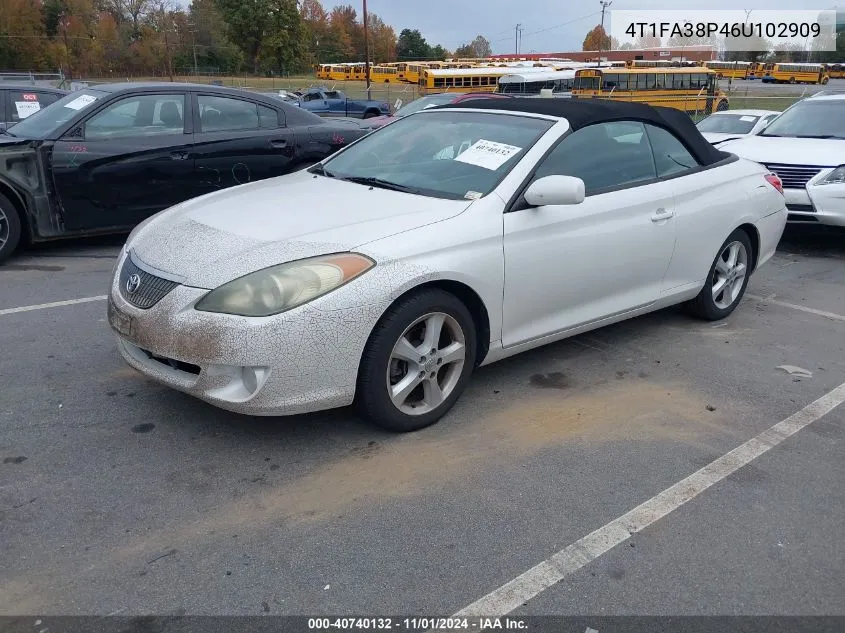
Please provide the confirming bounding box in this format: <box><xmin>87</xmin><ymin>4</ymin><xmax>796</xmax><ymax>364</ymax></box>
<box><xmin>396</xmin><ymin>28</ymin><xmax>431</xmax><ymax>60</ymax></box>
<box><xmin>183</xmin><ymin>0</ymin><xmax>243</xmax><ymax>73</ymax></box>
<box><xmin>215</xmin><ymin>0</ymin><xmax>271</xmax><ymax>73</ymax></box>
<box><xmin>261</xmin><ymin>0</ymin><xmax>306</xmax><ymax>74</ymax></box>
<box><xmin>430</xmin><ymin>43</ymin><xmax>449</xmax><ymax>60</ymax></box>
<box><xmin>300</xmin><ymin>0</ymin><xmax>328</xmax><ymax>67</ymax></box>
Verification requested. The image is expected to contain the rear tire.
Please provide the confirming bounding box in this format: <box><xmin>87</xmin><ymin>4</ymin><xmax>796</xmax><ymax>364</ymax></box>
<box><xmin>363</xmin><ymin>109</ymin><xmax>380</xmax><ymax>119</ymax></box>
<box><xmin>0</xmin><ymin>192</ymin><xmax>22</xmax><ymax>264</ymax></box>
<box><xmin>356</xmin><ymin>288</ymin><xmax>477</xmax><ymax>432</ymax></box>
<box><xmin>686</xmin><ymin>229</ymin><xmax>753</xmax><ymax>321</ymax></box>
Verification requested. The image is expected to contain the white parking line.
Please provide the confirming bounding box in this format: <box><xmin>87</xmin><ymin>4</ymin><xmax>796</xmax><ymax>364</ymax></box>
<box><xmin>0</xmin><ymin>295</ymin><xmax>107</xmax><ymax>316</ymax></box>
<box><xmin>747</xmin><ymin>294</ymin><xmax>845</xmax><ymax>323</ymax></box>
<box><xmin>453</xmin><ymin>381</ymin><xmax>845</xmax><ymax>616</ymax></box>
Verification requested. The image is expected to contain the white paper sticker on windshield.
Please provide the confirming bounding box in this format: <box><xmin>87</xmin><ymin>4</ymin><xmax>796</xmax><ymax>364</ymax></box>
<box><xmin>454</xmin><ymin>139</ymin><xmax>522</xmax><ymax>171</ymax></box>
<box><xmin>464</xmin><ymin>191</ymin><xmax>483</xmax><ymax>200</ymax></box>
<box><xmin>64</xmin><ymin>94</ymin><xmax>98</xmax><ymax>110</ymax></box>
<box><xmin>14</xmin><ymin>101</ymin><xmax>41</xmax><ymax>119</ymax></box>
<box><xmin>739</xmin><ymin>115</ymin><xmax>756</xmax><ymax>122</ymax></box>
<box><xmin>423</xmin><ymin>103</ymin><xmax>439</xmax><ymax>109</ymax></box>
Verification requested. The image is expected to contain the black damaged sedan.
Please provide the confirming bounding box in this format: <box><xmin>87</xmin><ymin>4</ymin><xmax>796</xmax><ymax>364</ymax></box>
<box><xmin>0</xmin><ymin>83</ymin><xmax>370</xmax><ymax>262</ymax></box>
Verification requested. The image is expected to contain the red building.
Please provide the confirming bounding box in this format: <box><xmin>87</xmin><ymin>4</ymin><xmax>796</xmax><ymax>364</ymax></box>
<box><xmin>490</xmin><ymin>46</ymin><xmax>717</xmax><ymax>63</ymax></box>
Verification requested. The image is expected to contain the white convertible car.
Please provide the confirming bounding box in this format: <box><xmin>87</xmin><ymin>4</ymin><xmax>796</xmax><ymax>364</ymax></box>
<box><xmin>108</xmin><ymin>99</ymin><xmax>788</xmax><ymax>432</ymax></box>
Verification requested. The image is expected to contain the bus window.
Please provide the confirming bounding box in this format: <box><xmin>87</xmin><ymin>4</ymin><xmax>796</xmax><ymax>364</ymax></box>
<box><xmin>576</xmin><ymin>75</ymin><xmax>600</xmax><ymax>90</ymax></box>
<box><xmin>604</xmin><ymin>73</ymin><xmax>620</xmax><ymax>88</ymax></box>
<box><xmin>646</xmin><ymin>74</ymin><xmax>657</xmax><ymax>89</ymax></box>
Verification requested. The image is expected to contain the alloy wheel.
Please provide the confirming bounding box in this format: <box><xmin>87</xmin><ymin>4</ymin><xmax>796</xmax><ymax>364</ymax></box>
<box><xmin>712</xmin><ymin>240</ymin><xmax>748</xmax><ymax>310</ymax></box>
<box><xmin>386</xmin><ymin>312</ymin><xmax>466</xmax><ymax>415</ymax></box>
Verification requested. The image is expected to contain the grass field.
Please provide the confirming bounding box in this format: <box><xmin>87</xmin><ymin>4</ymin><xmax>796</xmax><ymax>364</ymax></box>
<box><xmin>84</xmin><ymin>74</ymin><xmax>802</xmax><ymax>114</ymax></box>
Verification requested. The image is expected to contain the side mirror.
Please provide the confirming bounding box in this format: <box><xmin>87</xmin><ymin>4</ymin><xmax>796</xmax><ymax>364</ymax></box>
<box><xmin>524</xmin><ymin>175</ymin><xmax>585</xmax><ymax>206</ymax></box>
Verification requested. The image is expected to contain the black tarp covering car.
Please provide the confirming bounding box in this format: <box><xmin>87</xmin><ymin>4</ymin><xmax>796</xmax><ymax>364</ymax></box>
<box><xmin>0</xmin><ymin>83</ymin><xmax>371</xmax><ymax>262</ymax></box>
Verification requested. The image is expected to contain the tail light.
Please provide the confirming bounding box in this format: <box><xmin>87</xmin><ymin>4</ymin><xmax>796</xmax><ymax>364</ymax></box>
<box><xmin>764</xmin><ymin>173</ymin><xmax>784</xmax><ymax>194</ymax></box>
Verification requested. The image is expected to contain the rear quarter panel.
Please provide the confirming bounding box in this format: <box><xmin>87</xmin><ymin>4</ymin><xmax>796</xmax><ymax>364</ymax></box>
<box><xmin>661</xmin><ymin>157</ymin><xmax>782</xmax><ymax>292</ymax></box>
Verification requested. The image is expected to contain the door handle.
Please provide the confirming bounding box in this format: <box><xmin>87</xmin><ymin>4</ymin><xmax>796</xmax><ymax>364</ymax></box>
<box><xmin>651</xmin><ymin>208</ymin><xmax>675</xmax><ymax>222</ymax></box>
<box><xmin>270</xmin><ymin>139</ymin><xmax>288</xmax><ymax>148</ymax></box>
<box><xmin>169</xmin><ymin>151</ymin><xmax>189</xmax><ymax>160</ymax></box>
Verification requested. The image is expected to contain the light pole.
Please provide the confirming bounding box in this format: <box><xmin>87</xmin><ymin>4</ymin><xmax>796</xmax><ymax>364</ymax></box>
<box><xmin>598</xmin><ymin>0</ymin><xmax>612</xmax><ymax>67</ymax></box>
<box><xmin>363</xmin><ymin>0</ymin><xmax>371</xmax><ymax>99</ymax></box>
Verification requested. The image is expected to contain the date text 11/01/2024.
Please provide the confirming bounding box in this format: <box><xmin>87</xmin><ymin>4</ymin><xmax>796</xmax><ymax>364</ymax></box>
<box><xmin>624</xmin><ymin>21</ymin><xmax>822</xmax><ymax>39</ymax></box>
<box><xmin>307</xmin><ymin>618</ymin><xmax>528</xmax><ymax>630</ymax></box>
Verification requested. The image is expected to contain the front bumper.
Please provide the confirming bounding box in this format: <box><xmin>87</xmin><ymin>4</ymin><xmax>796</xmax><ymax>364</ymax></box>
<box><xmin>783</xmin><ymin>184</ymin><xmax>845</xmax><ymax>227</ymax></box>
<box><xmin>106</xmin><ymin>251</ymin><xmax>381</xmax><ymax>417</ymax></box>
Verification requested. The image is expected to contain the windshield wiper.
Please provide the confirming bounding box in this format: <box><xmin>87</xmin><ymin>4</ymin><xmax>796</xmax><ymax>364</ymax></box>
<box><xmin>307</xmin><ymin>163</ymin><xmax>335</xmax><ymax>177</ymax></box>
<box><xmin>0</xmin><ymin>128</ymin><xmax>15</xmax><ymax>137</ymax></box>
<box><xmin>338</xmin><ymin>176</ymin><xmax>420</xmax><ymax>194</ymax></box>
<box><xmin>793</xmin><ymin>134</ymin><xmax>842</xmax><ymax>139</ymax></box>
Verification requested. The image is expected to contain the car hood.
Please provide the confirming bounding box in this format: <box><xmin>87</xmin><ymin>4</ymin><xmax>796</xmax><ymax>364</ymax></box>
<box><xmin>718</xmin><ymin>136</ymin><xmax>845</xmax><ymax>167</ymax></box>
<box><xmin>129</xmin><ymin>170</ymin><xmax>473</xmax><ymax>289</ymax></box>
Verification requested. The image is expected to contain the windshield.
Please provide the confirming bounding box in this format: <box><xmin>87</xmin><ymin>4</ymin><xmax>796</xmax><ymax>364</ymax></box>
<box><xmin>760</xmin><ymin>101</ymin><xmax>845</xmax><ymax>139</ymax></box>
<box><xmin>394</xmin><ymin>94</ymin><xmax>462</xmax><ymax>117</ymax></box>
<box><xmin>697</xmin><ymin>113</ymin><xmax>760</xmax><ymax>134</ymax></box>
<box><xmin>320</xmin><ymin>110</ymin><xmax>554</xmax><ymax>200</ymax></box>
<box><xmin>7</xmin><ymin>89</ymin><xmax>108</xmax><ymax>138</ymax></box>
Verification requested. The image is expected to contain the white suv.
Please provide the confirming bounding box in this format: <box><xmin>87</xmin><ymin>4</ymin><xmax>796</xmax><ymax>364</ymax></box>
<box><xmin>718</xmin><ymin>93</ymin><xmax>845</xmax><ymax>227</ymax></box>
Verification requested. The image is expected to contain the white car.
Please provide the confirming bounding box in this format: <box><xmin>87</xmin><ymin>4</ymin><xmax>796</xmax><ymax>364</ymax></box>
<box><xmin>695</xmin><ymin>109</ymin><xmax>781</xmax><ymax>145</ymax></box>
<box><xmin>719</xmin><ymin>94</ymin><xmax>845</xmax><ymax>227</ymax></box>
<box><xmin>108</xmin><ymin>99</ymin><xmax>787</xmax><ymax>432</ymax></box>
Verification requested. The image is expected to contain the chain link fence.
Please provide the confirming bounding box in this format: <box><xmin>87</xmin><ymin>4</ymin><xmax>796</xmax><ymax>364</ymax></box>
<box><xmin>68</xmin><ymin>71</ymin><xmax>821</xmax><ymax>118</ymax></box>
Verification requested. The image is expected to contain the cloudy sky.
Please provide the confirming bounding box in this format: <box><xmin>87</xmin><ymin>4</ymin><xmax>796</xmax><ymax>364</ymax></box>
<box><xmin>323</xmin><ymin>0</ymin><xmax>841</xmax><ymax>54</ymax></box>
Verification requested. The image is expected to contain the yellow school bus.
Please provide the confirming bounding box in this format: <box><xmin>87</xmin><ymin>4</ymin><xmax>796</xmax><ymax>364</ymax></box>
<box><xmin>703</xmin><ymin>61</ymin><xmax>756</xmax><ymax>79</ymax></box>
<box><xmin>571</xmin><ymin>67</ymin><xmax>729</xmax><ymax>114</ymax></box>
<box><xmin>828</xmin><ymin>63</ymin><xmax>845</xmax><ymax>79</ymax></box>
<box><xmin>626</xmin><ymin>60</ymin><xmax>674</xmax><ymax>69</ymax></box>
<box><xmin>315</xmin><ymin>64</ymin><xmax>332</xmax><ymax>80</ymax></box>
<box><xmin>403</xmin><ymin>63</ymin><xmax>438</xmax><ymax>84</ymax></box>
<box><xmin>324</xmin><ymin>64</ymin><xmax>353</xmax><ymax>81</ymax></box>
<box><xmin>761</xmin><ymin>63</ymin><xmax>829</xmax><ymax>84</ymax></box>
<box><xmin>369</xmin><ymin>65</ymin><xmax>399</xmax><ymax>82</ymax></box>
<box><xmin>419</xmin><ymin>67</ymin><xmax>548</xmax><ymax>93</ymax></box>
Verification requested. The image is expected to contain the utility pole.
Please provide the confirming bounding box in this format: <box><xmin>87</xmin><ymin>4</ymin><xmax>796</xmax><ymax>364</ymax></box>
<box><xmin>598</xmin><ymin>0</ymin><xmax>612</xmax><ymax>68</ymax></box>
<box><xmin>515</xmin><ymin>23</ymin><xmax>521</xmax><ymax>56</ymax></box>
<box><xmin>363</xmin><ymin>0</ymin><xmax>371</xmax><ymax>99</ymax></box>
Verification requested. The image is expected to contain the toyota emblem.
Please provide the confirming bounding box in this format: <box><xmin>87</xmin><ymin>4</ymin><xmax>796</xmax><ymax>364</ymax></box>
<box><xmin>126</xmin><ymin>273</ymin><xmax>141</xmax><ymax>294</ymax></box>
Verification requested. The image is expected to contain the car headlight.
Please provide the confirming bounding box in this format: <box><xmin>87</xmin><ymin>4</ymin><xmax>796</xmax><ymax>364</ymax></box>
<box><xmin>819</xmin><ymin>165</ymin><xmax>845</xmax><ymax>185</ymax></box>
<box><xmin>194</xmin><ymin>253</ymin><xmax>375</xmax><ymax>317</ymax></box>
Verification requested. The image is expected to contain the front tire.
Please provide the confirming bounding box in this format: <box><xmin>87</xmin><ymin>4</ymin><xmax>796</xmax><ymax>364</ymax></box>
<box><xmin>686</xmin><ymin>229</ymin><xmax>753</xmax><ymax>320</ymax></box>
<box><xmin>356</xmin><ymin>288</ymin><xmax>477</xmax><ymax>432</ymax></box>
<box><xmin>0</xmin><ymin>192</ymin><xmax>22</xmax><ymax>264</ymax></box>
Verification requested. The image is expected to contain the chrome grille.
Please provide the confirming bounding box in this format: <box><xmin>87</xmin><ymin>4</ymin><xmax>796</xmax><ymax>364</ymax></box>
<box><xmin>118</xmin><ymin>255</ymin><xmax>179</xmax><ymax>309</ymax></box>
<box><xmin>762</xmin><ymin>163</ymin><xmax>824</xmax><ymax>189</ymax></box>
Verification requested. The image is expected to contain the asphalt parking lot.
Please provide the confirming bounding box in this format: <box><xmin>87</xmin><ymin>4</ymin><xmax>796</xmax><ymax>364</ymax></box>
<box><xmin>1</xmin><ymin>226</ymin><xmax>844</xmax><ymax>617</ymax></box>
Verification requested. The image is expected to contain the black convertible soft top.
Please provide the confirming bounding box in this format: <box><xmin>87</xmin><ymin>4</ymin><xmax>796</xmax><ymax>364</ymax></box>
<box><xmin>438</xmin><ymin>97</ymin><xmax>729</xmax><ymax>167</ymax></box>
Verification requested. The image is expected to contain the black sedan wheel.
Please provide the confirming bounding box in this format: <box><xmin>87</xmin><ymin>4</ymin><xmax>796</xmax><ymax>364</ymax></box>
<box><xmin>0</xmin><ymin>192</ymin><xmax>22</xmax><ymax>263</ymax></box>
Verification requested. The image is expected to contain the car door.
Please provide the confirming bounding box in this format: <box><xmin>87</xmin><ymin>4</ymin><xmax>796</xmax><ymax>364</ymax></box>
<box><xmin>502</xmin><ymin>120</ymin><xmax>678</xmax><ymax>348</ymax></box>
<box><xmin>323</xmin><ymin>91</ymin><xmax>348</xmax><ymax>117</ymax></box>
<box><xmin>301</xmin><ymin>91</ymin><xmax>329</xmax><ymax>115</ymax></box>
<box><xmin>51</xmin><ymin>92</ymin><xmax>194</xmax><ymax>231</ymax></box>
<box><xmin>192</xmin><ymin>93</ymin><xmax>295</xmax><ymax>196</ymax></box>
